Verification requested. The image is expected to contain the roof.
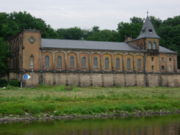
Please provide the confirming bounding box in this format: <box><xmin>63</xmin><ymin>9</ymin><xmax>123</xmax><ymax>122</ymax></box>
<box><xmin>41</xmin><ymin>39</ymin><xmax>140</xmax><ymax>52</ymax></box>
<box><xmin>159</xmin><ymin>46</ymin><xmax>176</xmax><ymax>53</ymax></box>
<box><xmin>137</xmin><ymin>16</ymin><xmax>160</xmax><ymax>39</ymax></box>
<box><xmin>41</xmin><ymin>38</ymin><xmax>176</xmax><ymax>54</ymax></box>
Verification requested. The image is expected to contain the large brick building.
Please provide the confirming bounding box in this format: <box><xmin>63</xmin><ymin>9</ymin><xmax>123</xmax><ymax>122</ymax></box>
<box><xmin>8</xmin><ymin>16</ymin><xmax>180</xmax><ymax>87</ymax></box>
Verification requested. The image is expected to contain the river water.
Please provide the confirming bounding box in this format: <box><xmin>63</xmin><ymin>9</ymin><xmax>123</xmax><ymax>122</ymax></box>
<box><xmin>0</xmin><ymin>115</ymin><xmax>179</xmax><ymax>135</ymax></box>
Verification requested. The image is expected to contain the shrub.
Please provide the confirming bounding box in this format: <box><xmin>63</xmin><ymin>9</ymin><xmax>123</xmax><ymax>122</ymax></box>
<box><xmin>0</xmin><ymin>79</ymin><xmax>8</xmax><ymax>87</ymax></box>
<box><xmin>8</xmin><ymin>79</ymin><xmax>20</xmax><ymax>87</ymax></box>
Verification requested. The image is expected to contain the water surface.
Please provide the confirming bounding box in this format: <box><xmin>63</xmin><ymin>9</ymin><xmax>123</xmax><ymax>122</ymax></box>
<box><xmin>0</xmin><ymin>115</ymin><xmax>180</xmax><ymax>135</ymax></box>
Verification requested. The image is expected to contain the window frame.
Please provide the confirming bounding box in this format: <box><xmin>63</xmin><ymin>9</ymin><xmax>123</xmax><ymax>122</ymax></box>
<box><xmin>29</xmin><ymin>55</ymin><xmax>34</xmax><ymax>69</ymax></box>
<box><xmin>69</xmin><ymin>55</ymin><xmax>75</xmax><ymax>68</ymax></box>
<box><xmin>81</xmin><ymin>56</ymin><xmax>87</xmax><ymax>68</ymax></box>
<box><xmin>45</xmin><ymin>55</ymin><xmax>50</xmax><ymax>69</ymax></box>
<box><xmin>56</xmin><ymin>55</ymin><xmax>62</xmax><ymax>69</ymax></box>
<box><xmin>93</xmin><ymin>56</ymin><xmax>98</xmax><ymax>69</ymax></box>
<box><xmin>104</xmin><ymin>57</ymin><xmax>109</xmax><ymax>69</ymax></box>
<box><xmin>153</xmin><ymin>41</ymin><xmax>157</xmax><ymax>49</ymax></box>
<box><xmin>126</xmin><ymin>58</ymin><xmax>131</xmax><ymax>70</ymax></box>
<box><xmin>136</xmin><ymin>58</ymin><xmax>142</xmax><ymax>70</ymax></box>
<box><xmin>148</xmin><ymin>41</ymin><xmax>152</xmax><ymax>49</ymax></box>
<box><xmin>115</xmin><ymin>57</ymin><xmax>120</xmax><ymax>69</ymax></box>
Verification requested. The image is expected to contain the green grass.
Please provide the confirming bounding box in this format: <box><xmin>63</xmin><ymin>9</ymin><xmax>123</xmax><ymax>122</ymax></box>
<box><xmin>0</xmin><ymin>86</ymin><xmax>180</xmax><ymax>116</ymax></box>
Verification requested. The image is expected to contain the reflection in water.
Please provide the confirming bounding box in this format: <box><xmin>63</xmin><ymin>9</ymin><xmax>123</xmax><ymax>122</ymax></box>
<box><xmin>0</xmin><ymin>115</ymin><xmax>180</xmax><ymax>135</ymax></box>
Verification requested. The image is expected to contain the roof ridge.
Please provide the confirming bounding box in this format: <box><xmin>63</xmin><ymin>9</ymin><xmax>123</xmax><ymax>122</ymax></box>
<box><xmin>41</xmin><ymin>38</ymin><xmax>125</xmax><ymax>44</ymax></box>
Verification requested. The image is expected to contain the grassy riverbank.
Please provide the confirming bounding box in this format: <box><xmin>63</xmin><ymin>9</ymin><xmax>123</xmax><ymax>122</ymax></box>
<box><xmin>0</xmin><ymin>86</ymin><xmax>180</xmax><ymax>117</ymax></box>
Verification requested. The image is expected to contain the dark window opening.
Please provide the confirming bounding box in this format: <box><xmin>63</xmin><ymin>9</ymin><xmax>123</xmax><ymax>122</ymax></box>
<box><xmin>169</xmin><ymin>58</ymin><xmax>172</xmax><ymax>61</ymax></box>
<box><xmin>161</xmin><ymin>66</ymin><xmax>165</xmax><ymax>70</ymax></box>
<box><xmin>151</xmin><ymin>57</ymin><xmax>154</xmax><ymax>61</ymax></box>
<box><xmin>149</xmin><ymin>29</ymin><xmax>153</xmax><ymax>32</ymax></box>
<box><xmin>152</xmin><ymin>65</ymin><xmax>154</xmax><ymax>71</ymax></box>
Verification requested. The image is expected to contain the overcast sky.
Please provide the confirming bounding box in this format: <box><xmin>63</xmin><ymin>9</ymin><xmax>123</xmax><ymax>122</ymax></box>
<box><xmin>1</xmin><ymin>0</ymin><xmax>180</xmax><ymax>30</ymax></box>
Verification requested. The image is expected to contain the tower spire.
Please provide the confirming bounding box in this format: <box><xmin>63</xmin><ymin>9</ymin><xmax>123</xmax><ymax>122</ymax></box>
<box><xmin>147</xmin><ymin>10</ymin><xmax>149</xmax><ymax>17</ymax></box>
<box><xmin>136</xmin><ymin>14</ymin><xmax>160</xmax><ymax>39</ymax></box>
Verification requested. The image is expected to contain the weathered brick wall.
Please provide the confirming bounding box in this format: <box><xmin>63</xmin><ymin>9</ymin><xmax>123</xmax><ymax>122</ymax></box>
<box><xmin>10</xmin><ymin>72</ymin><xmax>180</xmax><ymax>87</ymax></box>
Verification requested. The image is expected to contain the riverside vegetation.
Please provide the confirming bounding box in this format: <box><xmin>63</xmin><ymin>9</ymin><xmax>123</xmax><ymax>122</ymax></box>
<box><xmin>0</xmin><ymin>86</ymin><xmax>180</xmax><ymax>120</ymax></box>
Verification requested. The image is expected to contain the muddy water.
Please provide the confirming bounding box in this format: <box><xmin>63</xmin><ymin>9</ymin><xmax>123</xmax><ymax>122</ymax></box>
<box><xmin>0</xmin><ymin>115</ymin><xmax>180</xmax><ymax>135</ymax></box>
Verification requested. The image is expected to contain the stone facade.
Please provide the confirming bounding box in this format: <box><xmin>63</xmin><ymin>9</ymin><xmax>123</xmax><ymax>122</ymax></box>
<box><xmin>8</xmin><ymin>16</ymin><xmax>180</xmax><ymax>87</ymax></box>
<box><xmin>9</xmin><ymin>72</ymin><xmax>180</xmax><ymax>87</ymax></box>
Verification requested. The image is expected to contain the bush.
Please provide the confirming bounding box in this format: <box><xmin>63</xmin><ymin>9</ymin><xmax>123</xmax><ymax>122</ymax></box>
<box><xmin>8</xmin><ymin>79</ymin><xmax>20</xmax><ymax>87</ymax></box>
<box><xmin>0</xmin><ymin>79</ymin><xmax>8</xmax><ymax>87</ymax></box>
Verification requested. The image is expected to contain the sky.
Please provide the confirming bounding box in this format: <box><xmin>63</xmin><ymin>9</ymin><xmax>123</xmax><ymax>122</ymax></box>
<box><xmin>1</xmin><ymin>0</ymin><xmax>180</xmax><ymax>30</ymax></box>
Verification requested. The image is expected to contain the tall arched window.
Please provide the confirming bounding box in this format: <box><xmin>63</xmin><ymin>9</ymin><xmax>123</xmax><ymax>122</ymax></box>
<box><xmin>45</xmin><ymin>56</ymin><xmax>50</xmax><ymax>69</ymax></box>
<box><xmin>104</xmin><ymin>57</ymin><xmax>109</xmax><ymax>69</ymax></box>
<box><xmin>137</xmin><ymin>59</ymin><xmax>142</xmax><ymax>70</ymax></box>
<box><xmin>116</xmin><ymin>57</ymin><xmax>120</xmax><ymax>69</ymax></box>
<box><xmin>81</xmin><ymin>56</ymin><xmax>86</xmax><ymax>68</ymax></box>
<box><xmin>127</xmin><ymin>58</ymin><xmax>131</xmax><ymax>70</ymax></box>
<box><xmin>148</xmin><ymin>41</ymin><xmax>152</xmax><ymax>49</ymax></box>
<box><xmin>153</xmin><ymin>42</ymin><xmax>157</xmax><ymax>49</ymax></box>
<box><xmin>29</xmin><ymin>55</ymin><xmax>34</xmax><ymax>69</ymax></box>
<box><xmin>57</xmin><ymin>56</ymin><xmax>62</xmax><ymax>68</ymax></box>
<box><xmin>93</xmin><ymin>56</ymin><xmax>98</xmax><ymax>68</ymax></box>
<box><xmin>70</xmin><ymin>56</ymin><xmax>75</xmax><ymax>68</ymax></box>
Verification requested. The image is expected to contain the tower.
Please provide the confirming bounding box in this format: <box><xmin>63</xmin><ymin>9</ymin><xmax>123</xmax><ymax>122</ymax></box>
<box><xmin>137</xmin><ymin>16</ymin><xmax>160</xmax><ymax>55</ymax></box>
<box><xmin>21</xmin><ymin>30</ymin><xmax>41</xmax><ymax>71</ymax></box>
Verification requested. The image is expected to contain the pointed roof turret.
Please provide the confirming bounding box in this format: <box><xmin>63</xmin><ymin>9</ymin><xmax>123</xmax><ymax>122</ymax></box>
<box><xmin>137</xmin><ymin>16</ymin><xmax>160</xmax><ymax>39</ymax></box>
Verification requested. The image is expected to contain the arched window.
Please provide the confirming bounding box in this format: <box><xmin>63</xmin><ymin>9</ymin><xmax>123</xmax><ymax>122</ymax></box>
<box><xmin>29</xmin><ymin>55</ymin><xmax>34</xmax><ymax>69</ymax></box>
<box><xmin>148</xmin><ymin>41</ymin><xmax>152</xmax><ymax>49</ymax></box>
<box><xmin>81</xmin><ymin>56</ymin><xmax>86</xmax><ymax>68</ymax></box>
<box><xmin>57</xmin><ymin>56</ymin><xmax>62</xmax><ymax>68</ymax></box>
<box><xmin>70</xmin><ymin>56</ymin><xmax>75</xmax><ymax>68</ymax></box>
<box><xmin>153</xmin><ymin>42</ymin><xmax>157</xmax><ymax>49</ymax></box>
<box><xmin>105</xmin><ymin>57</ymin><xmax>109</xmax><ymax>69</ymax></box>
<box><xmin>93</xmin><ymin>56</ymin><xmax>98</xmax><ymax>68</ymax></box>
<box><xmin>137</xmin><ymin>59</ymin><xmax>142</xmax><ymax>70</ymax></box>
<box><xmin>116</xmin><ymin>57</ymin><xmax>120</xmax><ymax>69</ymax></box>
<box><xmin>127</xmin><ymin>58</ymin><xmax>131</xmax><ymax>70</ymax></box>
<box><xmin>45</xmin><ymin>56</ymin><xmax>49</xmax><ymax>69</ymax></box>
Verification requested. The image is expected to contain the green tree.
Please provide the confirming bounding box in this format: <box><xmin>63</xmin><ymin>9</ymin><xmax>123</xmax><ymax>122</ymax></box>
<box><xmin>0</xmin><ymin>38</ymin><xmax>9</xmax><ymax>75</ymax></box>
<box><xmin>0</xmin><ymin>11</ymin><xmax>57</xmax><ymax>39</ymax></box>
<box><xmin>56</xmin><ymin>27</ymin><xmax>83</xmax><ymax>40</ymax></box>
<box><xmin>86</xmin><ymin>29</ymin><xmax>119</xmax><ymax>41</ymax></box>
<box><xmin>117</xmin><ymin>17</ymin><xmax>143</xmax><ymax>41</ymax></box>
<box><xmin>158</xmin><ymin>16</ymin><xmax>180</xmax><ymax>67</ymax></box>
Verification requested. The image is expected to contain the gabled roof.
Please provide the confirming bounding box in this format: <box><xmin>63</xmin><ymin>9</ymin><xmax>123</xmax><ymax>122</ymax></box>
<box><xmin>137</xmin><ymin>16</ymin><xmax>160</xmax><ymax>39</ymax></box>
<box><xmin>41</xmin><ymin>39</ymin><xmax>140</xmax><ymax>52</ymax></box>
<box><xmin>41</xmin><ymin>38</ymin><xmax>176</xmax><ymax>54</ymax></box>
<box><xmin>159</xmin><ymin>46</ymin><xmax>176</xmax><ymax>53</ymax></box>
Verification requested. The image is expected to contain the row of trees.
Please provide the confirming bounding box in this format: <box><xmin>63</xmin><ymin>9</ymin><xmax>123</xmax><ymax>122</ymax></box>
<box><xmin>0</xmin><ymin>11</ymin><xmax>180</xmax><ymax>75</ymax></box>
